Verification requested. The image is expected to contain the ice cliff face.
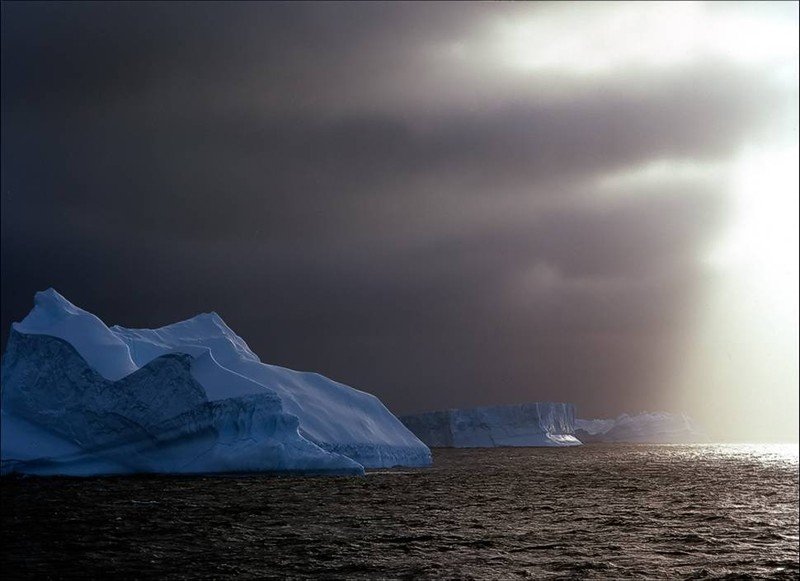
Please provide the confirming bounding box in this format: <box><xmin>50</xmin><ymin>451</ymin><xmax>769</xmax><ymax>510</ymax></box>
<box><xmin>400</xmin><ymin>403</ymin><xmax>582</xmax><ymax>447</ymax></box>
<box><xmin>1</xmin><ymin>289</ymin><xmax>431</xmax><ymax>475</ymax></box>
<box><xmin>575</xmin><ymin>412</ymin><xmax>705</xmax><ymax>443</ymax></box>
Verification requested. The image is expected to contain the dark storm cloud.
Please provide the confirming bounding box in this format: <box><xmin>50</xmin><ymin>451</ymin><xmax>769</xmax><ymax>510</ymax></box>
<box><xmin>2</xmin><ymin>69</ymin><xmax>771</xmax><ymax>241</ymax></box>
<box><xmin>1</xmin><ymin>2</ymin><xmax>793</xmax><ymax>418</ymax></box>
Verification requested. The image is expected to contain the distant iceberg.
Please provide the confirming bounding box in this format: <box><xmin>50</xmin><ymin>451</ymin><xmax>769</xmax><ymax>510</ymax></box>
<box><xmin>400</xmin><ymin>403</ymin><xmax>582</xmax><ymax>447</ymax></box>
<box><xmin>1</xmin><ymin>289</ymin><xmax>431</xmax><ymax>476</ymax></box>
<box><xmin>575</xmin><ymin>412</ymin><xmax>705</xmax><ymax>443</ymax></box>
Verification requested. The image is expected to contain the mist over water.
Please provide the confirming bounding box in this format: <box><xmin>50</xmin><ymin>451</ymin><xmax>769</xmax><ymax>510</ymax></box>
<box><xmin>3</xmin><ymin>445</ymin><xmax>797</xmax><ymax>579</ymax></box>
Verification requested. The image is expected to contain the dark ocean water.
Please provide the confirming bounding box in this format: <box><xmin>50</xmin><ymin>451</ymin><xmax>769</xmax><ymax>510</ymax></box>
<box><xmin>2</xmin><ymin>444</ymin><xmax>798</xmax><ymax>580</ymax></box>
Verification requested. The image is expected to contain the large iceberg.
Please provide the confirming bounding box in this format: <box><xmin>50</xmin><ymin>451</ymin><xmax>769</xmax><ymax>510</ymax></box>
<box><xmin>1</xmin><ymin>289</ymin><xmax>431</xmax><ymax>476</ymax></box>
<box><xmin>575</xmin><ymin>412</ymin><xmax>705</xmax><ymax>443</ymax></box>
<box><xmin>400</xmin><ymin>403</ymin><xmax>582</xmax><ymax>447</ymax></box>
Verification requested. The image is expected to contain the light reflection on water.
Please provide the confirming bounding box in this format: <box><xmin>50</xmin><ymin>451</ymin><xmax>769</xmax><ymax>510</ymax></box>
<box><xmin>2</xmin><ymin>444</ymin><xmax>798</xmax><ymax>579</ymax></box>
<box><xmin>686</xmin><ymin>443</ymin><xmax>799</xmax><ymax>466</ymax></box>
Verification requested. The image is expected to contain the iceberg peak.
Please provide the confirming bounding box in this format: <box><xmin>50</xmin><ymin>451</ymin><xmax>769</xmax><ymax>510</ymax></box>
<box><xmin>30</xmin><ymin>287</ymin><xmax>83</xmax><ymax>319</ymax></box>
<box><xmin>112</xmin><ymin>309</ymin><xmax>260</xmax><ymax>366</ymax></box>
<box><xmin>13</xmin><ymin>288</ymin><xmax>138</xmax><ymax>381</ymax></box>
<box><xmin>185</xmin><ymin>311</ymin><xmax>239</xmax><ymax>339</ymax></box>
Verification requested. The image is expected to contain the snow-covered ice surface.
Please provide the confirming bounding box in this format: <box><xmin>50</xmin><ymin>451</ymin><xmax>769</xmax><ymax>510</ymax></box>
<box><xmin>1</xmin><ymin>289</ymin><xmax>431</xmax><ymax>475</ymax></box>
<box><xmin>400</xmin><ymin>403</ymin><xmax>582</xmax><ymax>447</ymax></box>
<box><xmin>575</xmin><ymin>412</ymin><xmax>706</xmax><ymax>443</ymax></box>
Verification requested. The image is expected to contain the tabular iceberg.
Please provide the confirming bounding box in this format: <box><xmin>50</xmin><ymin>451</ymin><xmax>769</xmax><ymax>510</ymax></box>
<box><xmin>400</xmin><ymin>403</ymin><xmax>582</xmax><ymax>447</ymax></box>
<box><xmin>1</xmin><ymin>289</ymin><xmax>431</xmax><ymax>476</ymax></box>
<box><xmin>575</xmin><ymin>412</ymin><xmax>705</xmax><ymax>443</ymax></box>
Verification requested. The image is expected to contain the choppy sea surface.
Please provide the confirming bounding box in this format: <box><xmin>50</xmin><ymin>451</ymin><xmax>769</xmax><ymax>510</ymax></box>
<box><xmin>2</xmin><ymin>444</ymin><xmax>798</xmax><ymax>580</ymax></box>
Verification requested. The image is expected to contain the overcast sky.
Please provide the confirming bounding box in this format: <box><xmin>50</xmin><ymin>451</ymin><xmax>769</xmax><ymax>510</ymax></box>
<box><xmin>2</xmin><ymin>1</ymin><xmax>797</xmax><ymax>440</ymax></box>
